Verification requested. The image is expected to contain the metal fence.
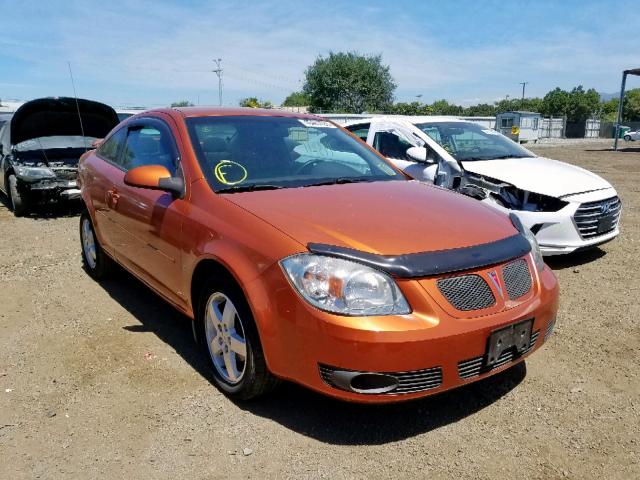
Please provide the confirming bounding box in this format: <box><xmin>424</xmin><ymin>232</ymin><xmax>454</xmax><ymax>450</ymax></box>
<box><xmin>538</xmin><ymin>117</ymin><xmax>565</xmax><ymax>138</ymax></box>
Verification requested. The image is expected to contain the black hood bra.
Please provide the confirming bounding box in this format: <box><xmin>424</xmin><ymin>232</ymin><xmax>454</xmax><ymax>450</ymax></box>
<box><xmin>308</xmin><ymin>234</ymin><xmax>531</xmax><ymax>278</ymax></box>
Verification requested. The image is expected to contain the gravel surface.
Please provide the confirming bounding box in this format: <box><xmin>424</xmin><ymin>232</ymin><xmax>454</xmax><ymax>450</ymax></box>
<box><xmin>0</xmin><ymin>144</ymin><xmax>638</xmax><ymax>479</ymax></box>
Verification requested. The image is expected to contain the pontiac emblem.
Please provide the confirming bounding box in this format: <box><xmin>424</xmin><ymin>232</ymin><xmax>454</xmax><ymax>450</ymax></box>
<box><xmin>488</xmin><ymin>271</ymin><xmax>503</xmax><ymax>298</ymax></box>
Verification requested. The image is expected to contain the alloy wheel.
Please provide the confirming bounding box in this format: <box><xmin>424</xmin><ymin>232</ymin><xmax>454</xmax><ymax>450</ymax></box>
<box><xmin>81</xmin><ymin>217</ymin><xmax>97</xmax><ymax>270</ymax></box>
<box><xmin>204</xmin><ymin>292</ymin><xmax>248</xmax><ymax>384</ymax></box>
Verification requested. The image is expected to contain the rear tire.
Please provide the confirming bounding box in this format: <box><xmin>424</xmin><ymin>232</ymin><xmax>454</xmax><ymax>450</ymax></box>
<box><xmin>8</xmin><ymin>174</ymin><xmax>29</xmax><ymax>217</ymax></box>
<box><xmin>80</xmin><ymin>211</ymin><xmax>114</xmax><ymax>279</ymax></box>
<box><xmin>196</xmin><ymin>277</ymin><xmax>279</xmax><ymax>400</ymax></box>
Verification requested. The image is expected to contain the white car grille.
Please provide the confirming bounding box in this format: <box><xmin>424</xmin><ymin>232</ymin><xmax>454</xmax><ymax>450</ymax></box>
<box><xmin>573</xmin><ymin>196</ymin><xmax>621</xmax><ymax>239</ymax></box>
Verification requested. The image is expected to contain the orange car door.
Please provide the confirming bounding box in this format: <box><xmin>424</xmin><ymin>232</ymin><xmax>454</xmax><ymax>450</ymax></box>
<box><xmin>83</xmin><ymin>126</ymin><xmax>129</xmax><ymax>255</ymax></box>
<box><xmin>109</xmin><ymin>118</ymin><xmax>187</xmax><ymax>308</ymax></box>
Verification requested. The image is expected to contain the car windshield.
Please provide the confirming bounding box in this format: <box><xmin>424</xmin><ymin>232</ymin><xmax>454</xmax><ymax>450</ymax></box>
<box><xmin>186</xmin><ymin>116</ymin><xmax>403</xmax><ymax>192</ymax></box>
<box><xmin>415</xmin><ymin>121</ymin><xmax>535</xmax><ymax>161</ymax></box>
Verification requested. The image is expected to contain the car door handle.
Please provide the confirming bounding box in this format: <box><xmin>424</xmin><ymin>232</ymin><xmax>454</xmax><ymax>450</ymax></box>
<box><xmin>106</xmin><ymin>189</ymin><xmax>120</xmax><ymax>208</ymax></box>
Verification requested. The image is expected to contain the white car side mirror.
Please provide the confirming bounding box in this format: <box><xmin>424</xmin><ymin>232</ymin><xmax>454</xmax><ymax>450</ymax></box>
<box><xmin>406</xmin><ymin>146</ymin><xmax>428</xmax><ymax>163</ymax></box>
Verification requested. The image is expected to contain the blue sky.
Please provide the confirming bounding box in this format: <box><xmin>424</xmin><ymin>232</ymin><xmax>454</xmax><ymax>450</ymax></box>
<box><xmin>1</xmin><ymin>0</ymin><xmax>639</xmax><ymax>108</ymax></box>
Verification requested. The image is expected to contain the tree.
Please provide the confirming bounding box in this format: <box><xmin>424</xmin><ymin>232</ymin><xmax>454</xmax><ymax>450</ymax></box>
<box><xmin>623</xmin><ymin>88</ymin><xmax>640</xmax><ymax>121</ymax></box>
<box><xmin>170</xmin><ymin>100</ymin><xmax>194</xmax><ymax>107</ymax></box>
<box><xmin>303</xmin><ymin>52</ymin><xmax>396</xmax><ymax>113</ymax></box>
<box><xmin>387</xmin><ymin>102</ymin><xmax>432</xmax><ymax>115</ymax></box>
<box><xmin>239</xmin><ymin>97</ymin><xmax>273</xmax><ymax>109</ymax></box>
<box><xmin>430</xmin><ymin>99</ymin><xmax>464</xmax><ymax>116</ymax></box>
<box><xmin>464</xmin><ymin>103</ymin><xmax>497</xmax><ymax>117</ymax></box>
<box><xmin>566</xmin><ymin>86</ymin><xmax>600</xmax><ymax>122</ymax></box>
<box><xmin>541</xmin><ymin>88</ymin><xmax>570</xmax><ymax>117</ymax></box>
<box><xmin>282</xmin><ymin>91</ymin><xmax>311</xmax><ymax>107</ymax></box>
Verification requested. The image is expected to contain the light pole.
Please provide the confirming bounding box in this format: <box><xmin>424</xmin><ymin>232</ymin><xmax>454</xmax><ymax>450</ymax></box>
<box><xmin>212</xmin><ymin>58</ymin><xmax>223</xmax><ymax>106</ymax></box>
<box><xmin>519</xmin><ymin>82</ymin><xmax>529</xmax><ymax>108</ymax></box>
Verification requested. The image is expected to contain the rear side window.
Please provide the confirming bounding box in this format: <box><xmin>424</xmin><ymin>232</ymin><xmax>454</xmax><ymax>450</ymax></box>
<box><xmin>120</xmin><ymin>126</ymin><xmax>177</xmax><ymax>174</ymax></box>
<box><xmin>97</xmin><ymin>127</ymin><xmax>127</xmax><ymax>162</ymax></box>
<box><xmin>345</xmin><ymin>123</ymin><xmax>370</xmax><ymax>141</ymax></box>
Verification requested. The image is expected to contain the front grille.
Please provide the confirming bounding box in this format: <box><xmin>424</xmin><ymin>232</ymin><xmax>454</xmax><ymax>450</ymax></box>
<box><xmin>437</xmin><ymin>275</ymin><xmax>495</xmax><ymax>311</ymax></box>
<box><xmin>458</xmin><ymin>330</ymin><xmax>540</xmax><ymax>379</ymax></box>
<box><xmin>574</xmin><ymin>196</ymin><xmax>621</xmax><ymax>239</ymax></box>
<box><xmin>502</xmin><ymin>259</ymin><xmax>532</xmax><ymax>300</ymax></box>
<box><xmin>50</xmin><ymin>167</ymin><xmax>78</xmax><ymax>181</ymax></box>
<box><xmin>319</xmin><ymin>364</ymin><xmax>443</xmax><ymax>395</ymax></box>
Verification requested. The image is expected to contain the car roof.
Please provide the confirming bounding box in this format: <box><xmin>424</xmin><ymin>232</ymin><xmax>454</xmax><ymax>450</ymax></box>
<box><xmin>343</xmin><ymin>115</ymin><xmax>467</xmax><ymax>127</ymax></box>
<box><xmin>146</xmin><ymin>106</ymin><xmax>324</xmax><ymax>120</ymax></box>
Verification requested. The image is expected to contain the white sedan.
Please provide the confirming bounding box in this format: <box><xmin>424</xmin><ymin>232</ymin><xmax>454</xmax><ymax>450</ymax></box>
<box><xmin>623</xmin><ymin>128</ymin><xmax>640</xmax><ymax>141</ymax></box>
<box><xmin>344</xmin><ymin>116</ymin><xmax>622</xmax><ymax>256</ymax></box>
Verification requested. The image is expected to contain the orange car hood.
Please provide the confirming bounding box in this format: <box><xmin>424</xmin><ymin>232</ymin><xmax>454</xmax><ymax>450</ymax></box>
<box><xmin>225</xmin><ymin>180</ymin><xmax>516</xmax><ymax>255</ymax></box>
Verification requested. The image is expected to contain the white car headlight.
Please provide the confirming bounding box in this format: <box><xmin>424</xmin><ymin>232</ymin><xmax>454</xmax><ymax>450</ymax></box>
<box><xmin>14</xmin><ymin>165</ymin><xmax>56</xmax><ymax>180</ymax></box>
<box><xmin>280</xmin><ymin>254</ymin><xmax>411</xmax><ymax>316</ymax></box>
<box><xmin>510</xmin><ymin>213</ymin><xmax>545</xmax><ymax>271</ymax></box>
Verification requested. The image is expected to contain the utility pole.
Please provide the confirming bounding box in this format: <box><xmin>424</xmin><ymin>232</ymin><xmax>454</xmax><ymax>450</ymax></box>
<box><xmin>519</xmin><ymin>82</ymin><xmax>529</xmax><ymax>108</ymax></box>
<box><xmin>212</xmin><ymin>58</ymin><xmax>223</xmax><ymax>106</ymax></box>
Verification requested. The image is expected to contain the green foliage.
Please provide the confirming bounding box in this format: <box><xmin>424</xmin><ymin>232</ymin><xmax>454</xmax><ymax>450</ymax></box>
<box><xmin>303</xmin><ymin>52</ymin><xmax>396</xmax><ymax>113</ymax></box>
<box><xmin>623</xmin><ymin>88</ymin><xmax>640</xmax><ymax>121</ymax></box>
<box><xmin>387</xmin><ymin>102</ymin><xmax>432</xmax><ymax>115</ymax></box>
<box><xmin>239</xmin><ymin>97</ymin><xmax>273</xmax><ymax>109</ymax></box>
<box><xmin>170</xmin><ymin>100</ymin><xmax>194</xmax><ymax>107</ymax></box>
<box><xmin>282</xmin><ymin>91</ymin><xmax>311</xmax><ymax>107</ymax></box>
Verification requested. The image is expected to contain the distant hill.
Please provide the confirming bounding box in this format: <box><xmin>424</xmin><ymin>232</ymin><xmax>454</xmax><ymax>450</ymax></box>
<box><xmin>599</xmin><ymin>92</ymin><xmax>619</xmax><ymax>101</ymax></box>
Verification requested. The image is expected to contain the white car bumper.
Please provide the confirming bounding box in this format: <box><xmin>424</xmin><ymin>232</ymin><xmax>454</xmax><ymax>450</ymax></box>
<box><xmin>482</xmin><ymin>188</ymin><xmax>621</xmax><ymax>256</ymax></box>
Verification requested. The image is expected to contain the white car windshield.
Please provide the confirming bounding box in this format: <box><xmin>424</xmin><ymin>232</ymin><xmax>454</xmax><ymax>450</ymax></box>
<box><xmin>416</xmin><ymin>121</ymin><xmax>535</xmax><ymax>161</ymax></box>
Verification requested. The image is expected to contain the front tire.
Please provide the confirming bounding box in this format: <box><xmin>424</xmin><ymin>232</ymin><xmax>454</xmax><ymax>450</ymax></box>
<box><xmin>80</xmin><ymin>211</ymin><xmax>114</xmax><ymax>279</ymax></box>
<box><xmin>624</xmin><ymin>135</ymin><xmax>631</xmax><ymax>141</ymax></box>
<box><xmin>8</xmin><ymin>174</ymin><xmax>29</xmax><ymax>217</ymax></box>
<box><xmin>196</xmin><ymin>278</ymin><xmax>279</xmax><ymax>400</ymax></box>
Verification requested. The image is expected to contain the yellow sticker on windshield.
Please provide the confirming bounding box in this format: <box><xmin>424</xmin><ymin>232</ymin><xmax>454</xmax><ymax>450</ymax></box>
<box><xmin>214</xmin><ymin>160</ymin><xmax>248</xmax><ymax>185</ymax></box>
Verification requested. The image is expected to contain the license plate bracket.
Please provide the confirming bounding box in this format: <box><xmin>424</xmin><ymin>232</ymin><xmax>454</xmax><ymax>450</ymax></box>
<box><xmin>485</xmin><ymin>319</ymin><xmax>533</xmax><ymax>368</ymax></box>
<box><xmin>597</xmin><ymin>214</ymin><xmax>616</xmax><ymax>234</ymax></box>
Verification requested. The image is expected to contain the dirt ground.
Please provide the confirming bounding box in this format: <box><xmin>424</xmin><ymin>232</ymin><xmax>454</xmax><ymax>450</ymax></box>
<box><xmin>0</xmin><ymin>141</ymin><xmax>638</xmax><ymax>479</ymax></box>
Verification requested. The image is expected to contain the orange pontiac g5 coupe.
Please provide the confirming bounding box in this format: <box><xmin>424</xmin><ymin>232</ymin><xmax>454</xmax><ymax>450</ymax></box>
<box><xmin>78</xmin><ymin>107</ymin><xmax>559</xmax><ymax>403</ymax></box>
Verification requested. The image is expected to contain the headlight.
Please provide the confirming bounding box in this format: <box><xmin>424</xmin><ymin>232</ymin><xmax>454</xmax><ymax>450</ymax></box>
<box><xmin>510</xmin><ymin>213</ymin><xmax>545</xmax><ymax>271</ymax></box>
<box><xmin>280</xmin><ymin>254</ymin><xmax>411</xmax><ymax>316</ymax></box>
<box><xmin>14</xmin><ymin>165</ymin><xmax>56</xmax><ymax>180</ymax></box>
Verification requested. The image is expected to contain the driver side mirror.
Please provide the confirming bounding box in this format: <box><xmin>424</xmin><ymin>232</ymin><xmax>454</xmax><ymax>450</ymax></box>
<box><xmin>406</xmin><ymin>146</ymin><xmax>429</xmax><ymax>163</ymax></box>
<box><xmin>124</xmin><ymin>164</ymin><xmax>184</xmax><ymax>197</ymax></box>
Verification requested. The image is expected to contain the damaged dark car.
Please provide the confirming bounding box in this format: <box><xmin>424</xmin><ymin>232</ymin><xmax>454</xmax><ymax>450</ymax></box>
<box><xmin>0</xmin><ymin>97</ymin><xmax>119</xmax><ymax>216</ymax></box>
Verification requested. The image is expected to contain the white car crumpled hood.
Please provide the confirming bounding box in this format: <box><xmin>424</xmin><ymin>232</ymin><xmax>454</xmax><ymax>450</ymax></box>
<box><xmin>461</xmin><ymin>156</ymin><xmax>612</xmax><ymax>198</ymax></box>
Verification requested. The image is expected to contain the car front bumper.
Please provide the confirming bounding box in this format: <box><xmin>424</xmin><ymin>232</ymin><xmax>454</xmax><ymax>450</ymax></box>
<box><xmin>249</xmin><ymin>255</ymin><xmax>559</xmax><ymax>403</ymax></box>
<box><xmin>482</xmin><ymin>188</ymin><xmax>621</xmax><ymax>256</ymax></box>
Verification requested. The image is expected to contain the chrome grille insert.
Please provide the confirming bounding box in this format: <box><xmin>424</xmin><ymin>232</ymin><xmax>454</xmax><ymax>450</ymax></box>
<box><xmin>319</xmin><ymin>364</ymin><xmax>443</xmax><ymax>395</ymax></box>
<box><xmin>574</xmin><ymin>196</ymin><xmax>621</xmax><ymax>239</ymax></box>
<box><xmin>502</xmin><ymin>259</ymin><xmax>532</xmax><ymax>300</ymax></box>
<box><xmin>437</xmin><ymin>275</ymin><xmax>495</xmax><ymax>311</ymax></box>
<box><xmin>458</xmin><ymin>330</ymin><xmax>540</xmax><ymax>379</ymax></box>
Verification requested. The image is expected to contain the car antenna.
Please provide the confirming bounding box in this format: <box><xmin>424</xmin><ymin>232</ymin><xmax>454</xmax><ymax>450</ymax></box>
<box><xmin>67</xmin><ymin>61</ymin><xmax>87</xmax><ymax>152</ymax></box>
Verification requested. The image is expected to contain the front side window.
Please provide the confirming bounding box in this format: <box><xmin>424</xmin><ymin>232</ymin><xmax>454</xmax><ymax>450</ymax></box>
<box><xmin>416</xmin><ymin>122</ymin><xmax>534</xmax><ymax>161</ymax></box>
<box><xmin>97</xmin><ymin>127</ymin><xmax>127</xmax><ymax>162</ymax></box>
<box><xmin>120</xmin><ymin>125</ymin><xmax>177</xmax><ymax>174</ymax></box>
<box><xmin>186</xmin><ymin>116</ymin><xmax>403</xmax><ymax>192</ymax></box>
<box><xmin>373</xmin><ymin>131</ymin><xmax>413</xmax><ymax>160</ymax></box>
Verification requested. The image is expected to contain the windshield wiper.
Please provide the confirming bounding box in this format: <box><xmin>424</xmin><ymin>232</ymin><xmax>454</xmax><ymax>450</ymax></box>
<box><xmin>216</xmin><ymin>184</ymin><xmax>284</xmax><ymax>194</ymax></box>
<box><xmin>488</xmin><ymin>154</ymin><xmax>533</xmax><ymax>159</ymax></box>
<box><xmin>302</xmin><ymin>177</ymin><xmax>377</xmax><ymax>188</ymax></box>
<box><xmin>461</xmin><ymin>154</ymin><xmax>533</xmax><ymax>161</ymax></box>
